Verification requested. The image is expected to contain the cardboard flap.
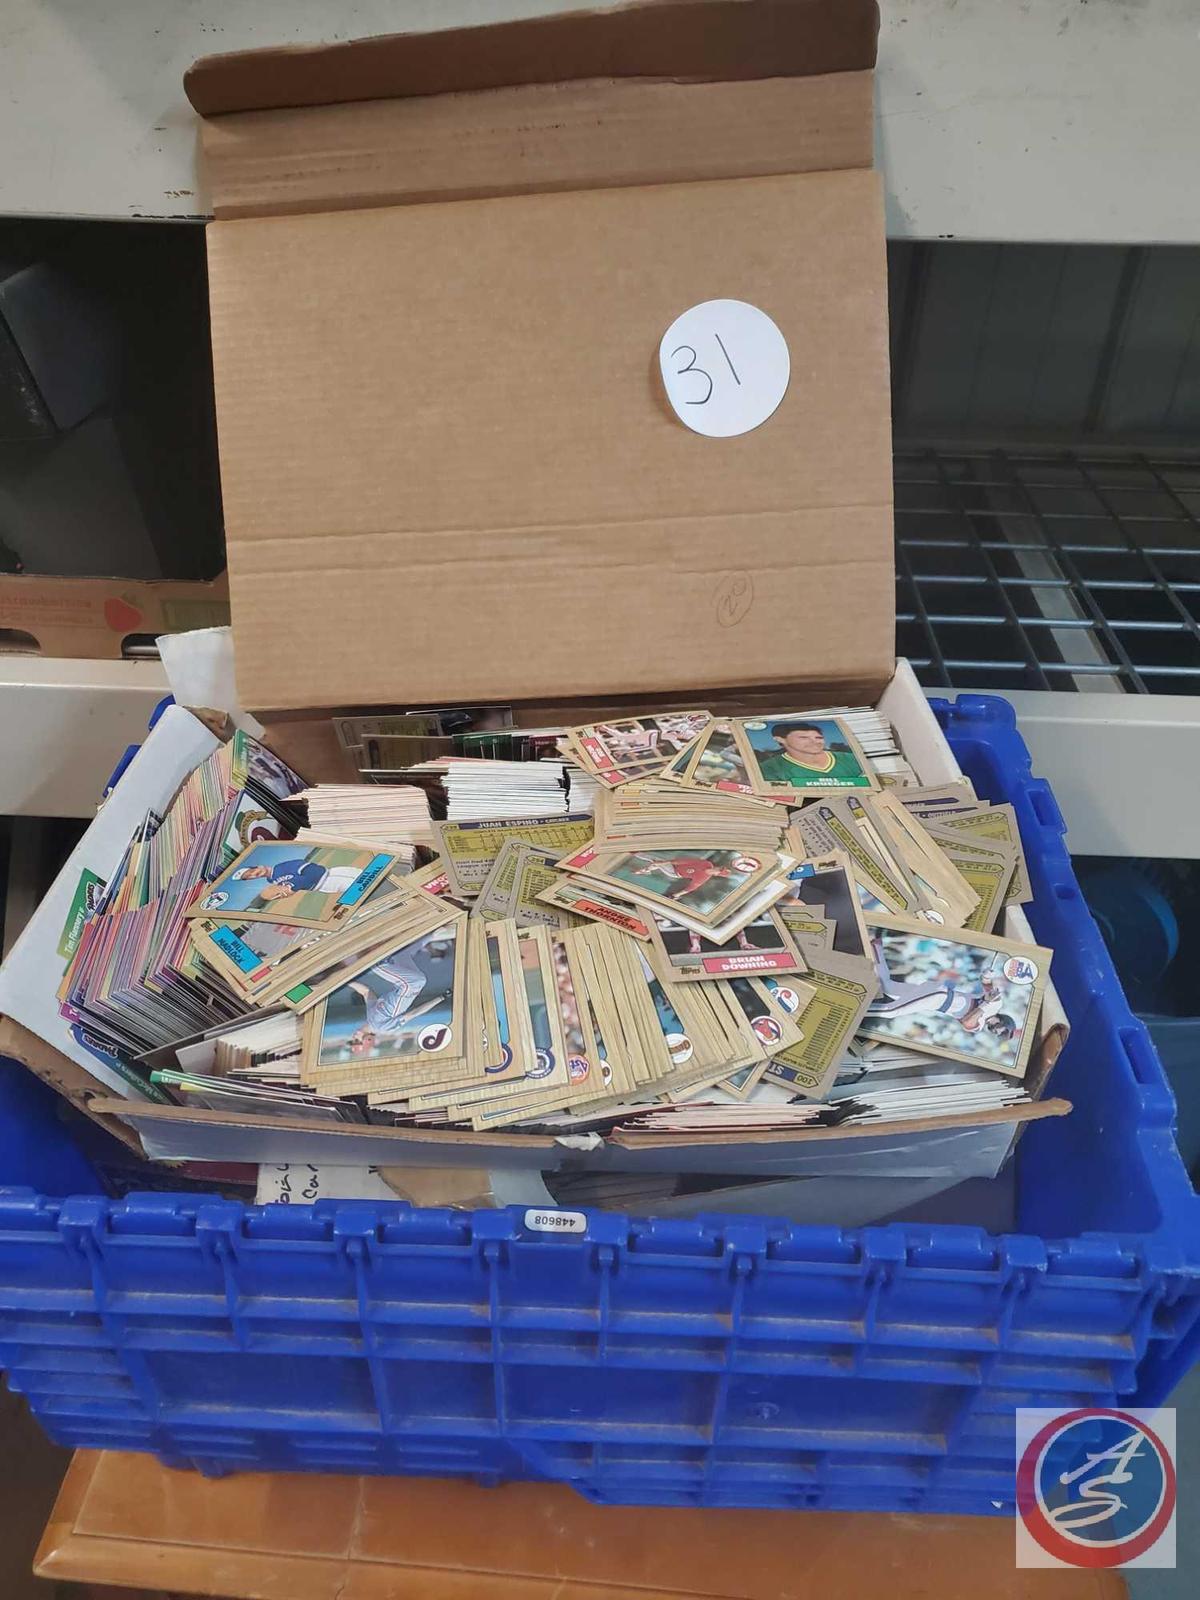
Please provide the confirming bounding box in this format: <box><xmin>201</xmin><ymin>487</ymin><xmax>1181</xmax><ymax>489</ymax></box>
<box><xmin>185</xmin><ymin>0</ymin><xmax>879</xmax><ymax>116</ymax></box>
<box><xmin>199</xmin><ymin>73</ymin><xmax>875</xmax><ymax>219</ymax></box>
<box><xmin>193</xmin><ymin>1</ymin><xmax>879</xmax><ymax>219</ymax></box>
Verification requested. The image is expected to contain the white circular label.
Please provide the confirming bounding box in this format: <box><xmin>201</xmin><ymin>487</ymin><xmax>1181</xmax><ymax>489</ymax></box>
<box><xmin>666</xmin><ymin>1031</ymin><xmax>694</xmax><ymax>1065</ymax></box>
<box><xmin>1002</xmin><ymin>957</ymin><xmax>1039</xmax><ymax>984</ymax></box>
<box><xmin>750</xmin><ymin>1015</ymin><xmax>782</xmax><ymax>1046</ymax></box>
<box><xmin>658</xmin><ymin>299</ymin><xmax>790</xmax><ymax>437</ymax></box>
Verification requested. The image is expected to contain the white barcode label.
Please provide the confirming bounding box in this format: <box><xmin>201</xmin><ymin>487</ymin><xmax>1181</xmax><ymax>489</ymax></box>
<box><xmin>523</xmin><ymin>1208</ymin><xmax>587</xmax><ymax>1235</ymax></box>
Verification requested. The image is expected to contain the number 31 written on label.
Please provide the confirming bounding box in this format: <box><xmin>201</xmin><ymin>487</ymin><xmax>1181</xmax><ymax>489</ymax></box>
<box><xmin>658</xmin><ymin>299</ymin><xmax>790</xmax><ymax>438</ymax></box>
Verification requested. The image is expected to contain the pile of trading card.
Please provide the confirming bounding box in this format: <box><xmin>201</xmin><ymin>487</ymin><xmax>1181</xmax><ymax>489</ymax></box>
<box><xmin>57</xmin><ymin>702</ymin><xmax>1058</xmax><ymax>1141</ymax></box>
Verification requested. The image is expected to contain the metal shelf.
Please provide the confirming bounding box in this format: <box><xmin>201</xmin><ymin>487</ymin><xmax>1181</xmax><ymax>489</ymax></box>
<box><xmin>897</xmin><ymin>446</ymin><xmax>1200</xmax><ymax>859</ymax></box>
<box><xmin>897</xmin><ymin>446</ymin><xmax>1200</xmax><ymax>695</ymax></box>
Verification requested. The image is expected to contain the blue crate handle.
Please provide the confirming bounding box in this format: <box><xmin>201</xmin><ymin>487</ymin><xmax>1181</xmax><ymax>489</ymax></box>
<box><xmin>101</xmin><ymin>695</ymin><xmax>175</xmax><ymax>801</ymax></box>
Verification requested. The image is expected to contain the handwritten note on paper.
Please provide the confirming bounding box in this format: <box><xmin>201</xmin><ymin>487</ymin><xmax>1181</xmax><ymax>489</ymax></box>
<box><xmin>256</xmin><ymin>1164</ymin><xmax>399</xmax><ymax>1205</ymax></box>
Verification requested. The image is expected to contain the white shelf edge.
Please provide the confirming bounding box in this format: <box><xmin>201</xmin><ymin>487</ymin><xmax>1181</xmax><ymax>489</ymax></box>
<box><xmin>0</xmin><ymin>656</ymin><xmax>169</xmax><ymax>818</ymax></box>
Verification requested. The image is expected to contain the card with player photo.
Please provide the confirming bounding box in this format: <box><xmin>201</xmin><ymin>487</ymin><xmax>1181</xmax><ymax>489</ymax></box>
<box><xmin>861</xmin><ymin>915</ymin><xmax>1051</xmax><ymax>1080</ymax></box>
<box><xmin>564</xmin><ymin>711</ymin><xmax>712</xmax><ymax>786</ymax></box>
<box><xmin>190</xmin><ymin>839</ymin><xmax>401</xmax><ymax>928</ymax></box>
<box><xmin>536</xmin><ymin>876</ymin><xmax>653</xmax><ymax>939</ymax></box>
<box><xmin>659</xmin><ymin>719</ymin><xmax>757</xmax><ymax>796</ymax></box>
<box><xmin>647</xmin><ymin>907</ymin><xmax>808</xmax><ymax>983</ymax></box>
<box><xmin>555</xmin><ymin>843</ymin><xmax>783</xmax><ymax>928</ymax></box>
<box><xmin>733</xmin><ymin>714</ymin><xmax>878</xmax><ymax>800</ymax></box>
<box><xmin>301</xmin><ymin>916</ymin><xmax>469</xmax><ymax>1082</ymax></box>
<box><xmin>778</xmin><ymin>851</ymin><xmax>870</xmax><ymax>959</ymax></box>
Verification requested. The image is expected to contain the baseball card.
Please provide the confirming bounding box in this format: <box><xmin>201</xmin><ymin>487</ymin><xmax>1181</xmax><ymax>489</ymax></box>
<box><xmin>779</xmin><ymin>852</ymin><xmax>870</xmax><ymax>958</ymax></box>
<box><xmin>733</xmin><ymin>714</ymin><xmax>877</xmax><ymax>798</ymax></box>
<box><xmin>536</xmin><ymin>876</ymin><xmax>653</xmax><ymax>939</ymax></box>
<box><xmin>473</xmin><ymin>839</ymin><xmax>524</xmax><ymax>921</ymax></box>
<box><xmin>303</xmin><ymin>919</ymin><xmax>467</xmax><ymax>1074</ymax></box>
<box><xmin>861</xmin><ymin>915</ymin><xmax>1051</xmax><ymax>1079</ymax></box>
<box><xmin>571</xmin><ymin>712</ymin><xmax>712</xmax><ymax>784</ymax></box>
<box><xmin>432</xmin><ymin>815</ymin><xmax>594</xmax><ymax>898</ymax></box>
<box><xmin>647</xmin><ymin>907</ymin><xmax>807</xmax><ymax>983</ymax></box>
<box><xmin>787</xmin><ymin>804</ymin><xmax>916</xmax><ymax>916</ymax></box>
<box><xmin>933</xmin><ymin>803</ymin><xmax>1032</xmax><ymax>905</ymax></box>
<box><xmin>515</xmin><ymin>926</ymin><xmax>571</xmax><ymax>1090</ymax></box>
<box><xmin>190</xmin><ymin>840</ymin><xmax>400</xmax><ymax>928</ymax></box>
<box><xmin>725</xmin><ymin>975</ymin><xmax>809</xmax><ymax>1057</ymax></box>
<box><xmin>762</xmin><ymin>949</ymin><xmax>878</xmax><ymax>1099</ymax></box>
<box><xmin>556</xmin><ymin>844</ymin><xmax>780</xmax><ymax>927</ymax></box>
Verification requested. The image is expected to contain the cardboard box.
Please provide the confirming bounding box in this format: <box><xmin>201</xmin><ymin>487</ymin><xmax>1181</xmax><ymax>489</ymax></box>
<box><xmin>188</xmin><ymin>0</ymin><xmax>893</xmax><ymax>720</ymax></box>
<box><xmin>0</xmin><ymin>3</ymin><xmax>1072</xmax><ymax>1183</ymax></box>
<box><xmin>0</xmin><ymin>572</ymin><xmax>229</xmax><ymax>659</ymax></box>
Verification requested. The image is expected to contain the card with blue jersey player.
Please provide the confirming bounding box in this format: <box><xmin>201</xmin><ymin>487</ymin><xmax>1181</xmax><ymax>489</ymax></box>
<box><xmin>861</xmin><ymin>915</ymin><xmax>1051</xmax><ymax>1080</ymax></box>
<box><xmin>187</xmin><ymin>873</ymin><xmax>434</xmax><ymax>1009</ymax></box>
<box><xmin>188</xmin><ymin>838</ymin><xmax>403</xmax><ymax>928</ymax></box>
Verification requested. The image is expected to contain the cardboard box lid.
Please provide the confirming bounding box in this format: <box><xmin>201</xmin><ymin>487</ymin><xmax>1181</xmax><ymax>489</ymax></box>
<box><xmin>185</xmin><ymin>0</ymin><xmax>880</xmax><ymax>117</ymax></box>
<box><xmin>189</xmin><ymin>0</ymin><xmax>893</xmax><ymax>716</ymax></box>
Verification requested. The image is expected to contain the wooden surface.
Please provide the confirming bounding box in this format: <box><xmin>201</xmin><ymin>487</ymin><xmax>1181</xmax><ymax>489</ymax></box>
<box><xmin>35</xmin><ymin>1450</ymin><xmax>1127</xmax><ymax>1600</ymax></box>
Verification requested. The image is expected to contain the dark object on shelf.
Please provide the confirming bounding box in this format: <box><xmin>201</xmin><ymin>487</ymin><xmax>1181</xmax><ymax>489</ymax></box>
<box><xmin>1073</xmin><ymin>855</ymin><xmax>1200</xmax><ymax>1188</ymax></box>
<box><xmin>1075</xmin><ymin>859</ymin><xmax>1181</xmax><ymax>1002</ymax></box>
<box><xmin>1075</xmin><ymin>855</ymin><xmax>1200</xmax><ymax>1018</ymax></box>
<box><xmin>0</xmin><ymin>256</ymin><xmax>118</xmax><ymax>442</ymax></box>
<box><xmin>0</xmin><ymin>218</ymin><xmax>224</xmax><ymax>582</ymax></box>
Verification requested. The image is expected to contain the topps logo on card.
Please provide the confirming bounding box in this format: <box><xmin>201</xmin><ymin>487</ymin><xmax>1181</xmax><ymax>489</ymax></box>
<box><xmin>524</xmin><ymin>1209</ymin><xmax>587</xmax><ymax>1235</ymax></box>
<box><xmin>56</xmin><ymin>869</ymin><xmax>105</xmax><ymax>960</ymax></box>
<box><xmin>659</xmin><ymin>299</ymin><xmax>789</xmax><ymax>438</ymax></box>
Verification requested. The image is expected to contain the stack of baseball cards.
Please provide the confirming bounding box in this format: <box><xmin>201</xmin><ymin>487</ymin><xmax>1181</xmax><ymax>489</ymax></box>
<box><xmin>55</xmin><ymin>731</ymin><xmax>309</xmax><ymax>1070</ymax></box>
<box><xmin>295</xmin><ymin>785</ymin><xmax>435</xmax><ymax>849</ymax></box>
<box><xmin>44</xmin><ymin>696</ymin><xmax>1060</xmax><ymax>1146</ymax></box>
<box><xmin>558</xmin><ymin>712</ymin><xmax>712</xmax><ymax>788</ymax></box>
<box><xmin>336</xmin><ymin>706</ymin><xmax>514</xmax><ymax>770</ymax></box>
